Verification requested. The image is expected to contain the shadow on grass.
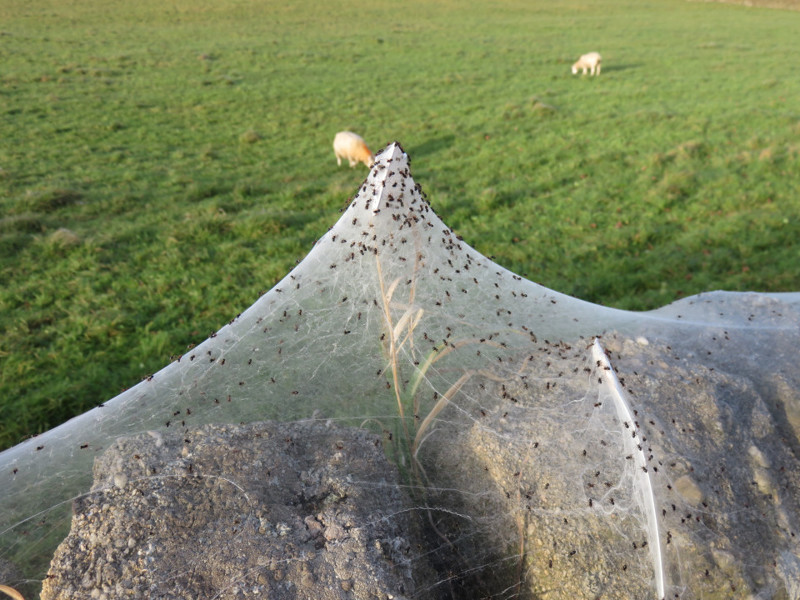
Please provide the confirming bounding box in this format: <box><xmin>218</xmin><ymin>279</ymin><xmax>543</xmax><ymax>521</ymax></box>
<box><xmin>599</xmin><ymin>63</ymin><xmax>642</xmax><ymax>73</ymax></box>
<box><xmin>408</xmin><ymin>135</ymin><xmax>456</xmax><ymax>159</ymax></box>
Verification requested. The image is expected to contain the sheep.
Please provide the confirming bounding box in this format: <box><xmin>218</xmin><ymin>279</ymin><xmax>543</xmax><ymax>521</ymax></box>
<box><xmin>571</xmin><ymin>52</ymin><xmax>602</xmax><ymax>76</ymax></box>
<box><xmin>333</xmin><ymin>131</ymin><xmax>375</xmax><ymax>168</ymax></box>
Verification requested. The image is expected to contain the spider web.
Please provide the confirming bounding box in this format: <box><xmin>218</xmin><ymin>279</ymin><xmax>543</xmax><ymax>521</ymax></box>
<box><xmin>1</xmin><ymin>143</ymin><xmax>799</xmax><ymax>599</ymax></box>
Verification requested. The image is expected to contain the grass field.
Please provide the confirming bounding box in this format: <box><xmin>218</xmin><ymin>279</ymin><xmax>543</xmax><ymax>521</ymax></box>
<box><xmin>1</xmin><ymin>0</ymin><xmax>799</xmax><ymax>450</ymax></box>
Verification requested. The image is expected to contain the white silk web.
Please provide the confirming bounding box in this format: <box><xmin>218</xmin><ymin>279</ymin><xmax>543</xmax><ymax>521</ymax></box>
<box><xmin>1</xmin><ymin>143</ymin><xmax>799</xmax><ymax>599</ymax></box>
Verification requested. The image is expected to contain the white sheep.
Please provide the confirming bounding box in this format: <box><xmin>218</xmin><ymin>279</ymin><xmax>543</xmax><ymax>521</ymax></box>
<box><xmin>333</xmin><ymin>131</ymin><xmax>375</xmax><ymax>168</ymax></box>
<box><xmin>571</xmin><ymin>52</ymin><xmax>602</xmax><ymax>76</ymax></box>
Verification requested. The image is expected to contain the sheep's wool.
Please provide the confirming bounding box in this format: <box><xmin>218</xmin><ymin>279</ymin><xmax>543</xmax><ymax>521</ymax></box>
<box><xmin>2</xmin><ymin>143</ymin><xmax>800</xmax><ymax>599</ymax></box>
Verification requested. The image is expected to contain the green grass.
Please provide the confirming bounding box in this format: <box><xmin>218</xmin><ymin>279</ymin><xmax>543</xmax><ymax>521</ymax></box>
<box><xmin>1</xmin><ymin>0</ymin><xmax>799</xmax><ymax>450</ymax></box>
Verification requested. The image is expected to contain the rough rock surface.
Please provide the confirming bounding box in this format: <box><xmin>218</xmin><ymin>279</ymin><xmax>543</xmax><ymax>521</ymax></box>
<box><xmin>38</xmin><ymin>331</ymin><xmax>800</xmax><ymax>600</ymax></box>
<box><xmin>420</xmin><ymin>333</ymin><xmax>800</xmax><ymax>599</ymax></box>
<box><xmin>41</xmin><ymin>421</ymin><xmax>434</xmax><ymax>600</ymax></box>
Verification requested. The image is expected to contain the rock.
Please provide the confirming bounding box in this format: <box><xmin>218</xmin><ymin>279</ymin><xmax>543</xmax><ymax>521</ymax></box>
<box><xmin>41</xmin><ymin>421</ymin><xmax>435</xmax><ymax>600</ymax></box>
<box><xmin>673</xmin><ymin>475</ymin><xmax>704</xmax><ymax>505</ymax></box>
<box><xmin>418</xmin><ymin>333</ymin><xmax>800</xmax><ymax>599</ymax></box>
<box><xmin>33</xmin><ymin>332</ymin><xmax>800</xmax><ymax>599</ymax></box>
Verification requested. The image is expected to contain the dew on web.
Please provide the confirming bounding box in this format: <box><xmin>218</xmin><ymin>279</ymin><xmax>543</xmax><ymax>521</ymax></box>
<box><xmin>1</xmin><ymin>143</ymin><xmax>799</xmax><ymax>599</ymax></box>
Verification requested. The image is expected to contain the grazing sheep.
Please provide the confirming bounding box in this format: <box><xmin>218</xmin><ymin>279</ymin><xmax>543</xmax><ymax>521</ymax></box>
<box><xmin>571</xmin><ymin>52</ymin><xmax>602</xmax><ymax>76</ymax></box>
<box><xmin>333</xmin><ymin>131</ymin><xmax>375</xmax><ymax>168</ymax></box>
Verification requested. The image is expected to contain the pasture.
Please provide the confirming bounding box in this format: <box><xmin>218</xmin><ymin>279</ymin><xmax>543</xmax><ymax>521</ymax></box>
<box><xmin>1</xmin><ymin>0</ymin><xmax>799</xmax><ymax>449</ymax></box>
